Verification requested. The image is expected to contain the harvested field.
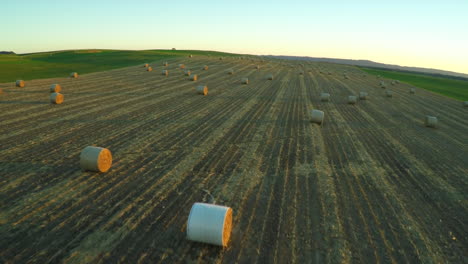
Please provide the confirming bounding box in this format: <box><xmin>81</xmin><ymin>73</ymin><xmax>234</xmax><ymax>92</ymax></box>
<box><xmin>0</xmin><ymin>56</ymin><xmax>467</xmax><ymax>263</ymax></box>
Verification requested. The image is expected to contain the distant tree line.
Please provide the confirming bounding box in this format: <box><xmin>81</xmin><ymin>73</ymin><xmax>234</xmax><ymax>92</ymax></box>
<box><xmin>0</xmin><ymin>51</ymin><xmax>15</xmax><ymax>55</ymax></box>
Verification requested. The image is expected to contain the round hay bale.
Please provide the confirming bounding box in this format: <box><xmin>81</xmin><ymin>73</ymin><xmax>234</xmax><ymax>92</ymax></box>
<box><xmin>320</xmin><ymin>93</ymin><xmax>330</xmax><ymax>102</ymax></box>
<box><xmin>50</xmin><ymin>92</ymin><xmax>64</xmax><ymax>104</ymax></box>
<box><xmin>187</xmin><ymin>203</ymin><xmax>232</xmax><ymax>247</ymax></box>
<box><xmin>348</xmin><ymin>95</ymin><xmax>357</xmax><ymax>104</ymax></box>
<box><xmin>16</xmin><ymin>80</ymin><xmax>25</xmax><ymax>88</ymax></box>
<box><xmin>311</xmin><ymin>109</ymin><xmax>325</xmax><ymax>124</ymax></box>
<box><xmin>241</xmin><ymin>78</ymin><xmax>249</xmax><ymax>85</ymax></box>
<box><xmin>255</xmin><ymin>65</ymin><xmax>260</xmax><ymax>70</ymax></box>
<box><xmin>147</xmin><ymin>67</ymin><xmax>153</xmax><ymax>72</ymax></box>
<box><xmin>410</xmin><ymin>88</ymin><xmax>416</xmax><ymax>94</ymax></box>
<box><xmin>70</xmin><ymin>72</ymin><xmax>78</xmax><ymax>78</ymax></box>
<box><xmin>386</xmin><ymin>90</ymin><xmax>393</xmax><ymax>97</ymax></box>
<box><xmin>50</xmin><ymin>84</ymin><xmax>61</xmax><ymax>93</ymax></box>
<box><xmin>190</xmin><ymin>74</ymin><xmax>198</xmax><ymax>81</ymax></box>
<box><xmin>391</xmin><ymin>80</ymin><xmax>396</xmax><ymax>85</ymax></box>
<box><xmin>184</xmin><ymin>70</ymin><xmax>192</xmax><ymax>76</ymax></box>
<box><xmin>179</xmin><ymin>64</ymin><xmax>186</xmax><ymax>69</ymax></box>
<box><xmin>203</xmin><ymin>65</ymin><xmax>209</xmax><ymax>71</ymax></box>
<box><xmin>196</xmin><ymin>85</ymin><xmax>208</xmax><ymax>96</ymax></box>
<box><xmin>189</xmin><ymin>55</ymin><xmax>193</xmax><ymax>58</ymax></box>
<box><xmin>463</xmin><ymin>101</ymin><xmax>468</xmax><ymax>107</ymax></box>
<box><xmin>163</xmin><ymin>62</ymin><xmax>169</xmax><ymax>67</ymax></box>
<box><xmin>359</xmin><ymin>92</ymin><xmax>368</xmax><ymax>100</ymax></box>
<box><xmin>227</xmin><ymin>69</ymin><xmax>234</xmax><ymax>75</ymax></box>
<box><xmin>266</xmin><ymin>73</ymin><xmax>273</xmax><ymax>80</ymax></box>
<box><xmin>80</xmin><ymin>146</ymin><xmax>112</xmax><ymax>172</ymax></box>
<box><xmin>219</xmin><ymin>57</ymin><xmax>223</xmax><ymax>60</ymax></box>
<box><xmin>425</xmin><ymin>116</ymin><xmax>438</xmax><ymax>128</ymax></box>
<box><xmin>143</xmin><ymin>63</ymin><xmax>149</xmax><ymax>68</ymax></box>
<box><xmin>162</xmin><ymin>70</ymin><xmax>169</xmax><ymax>76</ymax></box>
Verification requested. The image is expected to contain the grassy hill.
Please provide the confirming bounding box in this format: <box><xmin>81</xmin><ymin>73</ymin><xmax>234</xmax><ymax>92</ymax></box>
<box><xmin>360</xmin><ymin>67</ymin><xmax>468</xmax><ymax>101</ymax></box>
<box><xmin>0</xmin><ymin>49</ymin><xmax>240</xmax><ymax>83</ymax></box>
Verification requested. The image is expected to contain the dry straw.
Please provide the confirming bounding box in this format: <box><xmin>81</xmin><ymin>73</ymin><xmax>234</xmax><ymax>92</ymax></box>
<box><xmin>16</xmin><ymin>80</ymin><xmax>25</xmax><ymax>87</ymax></box>
<box><xmin>310</xmin><ymin>109</ymin><xmax>325</xmax><ymax>125</ymax></box>
<box><xmin>187</xmin><ymin>203</ymin><xmax>233</xmax><ymax>247</ymax></box>
<box><xmin>241</xmin><ymin>78</ymin><xmax>249</xmax><ymax>84</ymax></box>
<box><xmin>196</xmin><ymin>85</ymin><xmax>208</xmax><ymax>96</ymax></box>
<box><xmin>425</xmin><ymin>116</ymin><xmax>438</xmax><ymax>128</ymax></box>
<box><xmin>266</xmin><ymin>73</ymin><xmax>274</xmax><ymax>80</ymax></box>
<box><xmin>320</xmin><ymin>93</ymin><xmax>330</xmax><ymax>102</ymax></box>
<box><xmin>348</xmin><ymin>95</ymin><xmax>357</xmax><ymax>104</ymax></box>
<box><xmin>50</xmin><ymin>92</ymin><xmax>64</xmax><ymax>104</ymax></box>
<box><xmin>190</xmin><ymin>74</ymin><xmax>198</xmax><ymax>81</ymax></box>
<box><xmin>162</xmin><ymin>70</ymin><xmax>169</xmax><ymax>76</ymax></box>
<box><xmin>147</xmin><ymin>67</ymin><xmax>153</xmax><ymax>72</ymax></box>
<box><xmin>359</xmin><ymin>92</ymin><xmax>368</xmax><ymax>100</ymax></box>
<box><xmin>50</xmin><ymin>84</ymin><xmax>61</xmax><ymax>93</ymax></box>
<box><xmin>70</xmin><ymin>72</ymin><xmax>78</xmax><ymax>78</ymax></box>
<box><xmin>80</xmin><ymin>146</ymin><xmax>112</xmax><ymax>172</ymax></box>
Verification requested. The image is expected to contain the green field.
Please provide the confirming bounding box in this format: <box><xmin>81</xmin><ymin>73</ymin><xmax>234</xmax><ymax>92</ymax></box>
<box><xmin>0</xmin><ymin>49</ymin><xmax>240</xmax><ymax>83</ymax></box>
<box><xmin>360</xmin><ymin>67</ymin><xmax>468</xmax><ymax>101</ymax></box>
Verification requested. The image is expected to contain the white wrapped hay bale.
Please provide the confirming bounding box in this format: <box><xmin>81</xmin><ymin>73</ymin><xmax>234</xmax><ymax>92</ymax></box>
<box><xmin>266</xmin><ymin>73</ymin><xmax>273</xmax><ymax>80</ymax></box>
<box><xmin>50</xmin><ymin>92</ymin><xmax>64</xmax><ymax>104</ymax></box>
<box><xmin>70</xmin><ymin>72</ymin><xmax>78</xmax><ymax>78</ymax></box>
<box><xmin>147</xmin><ymin>67</ymin><xmax>153</xmax><ymax>72</ymax></box>
<box><xmin>187</xmin><ymin>203</ymin><xmax>233</xmax><ymax>247</ymax></box>
<box><xmin>348</xmin><ymin>95</ymin><xmax>357</xmax><ymax>104</ymax></box>
<box><xmin>179</xmin><ymin>64</ymin><xmax>186</xmax><ymax>69</ymax></box>
<box><xmin>386</xmin><ymin>90</ymin><xmax>393</xmax><ymax>97</ymax></box>
<box><xmin>241</xmin><ymin>78</ymin><xmax>249</xmax><ymax>84</ymax></box>
<box><xmin>196</xmin><ymin>85</ymin><xmax>208</xmax><ymax>96</ymax></box>
<box><xmin>310</xmin><ymin>109</ymin><xmax>325</xmax><ymax>125</ymax></box>
<box><xmin>227</xmin><ymin>69</ymin><xmax>234</xmax><ymax>75</ymax></box>
<box><xmin>410</xmin><ymin>88</ymin><xmax>415</xmax><ymax>94</ymax></box>
<box><xmin>320</xmin><ymin>93</ymin><xmax>330</xmax><ymax>102</ymax></box>
<box><xmin>162</xmin><ymin>70</ymin><xmax>169</xmax><ymax>76</ymax></box>
<box><xmin>425</xmin><ymin>116</ymin><xmax>438</xmax><ymax>128</ymax></box>
<box><xmin>359</xmin><ymin>92</ymin><xmax>368</xmax><ymax>100</ymax></box>
<box><xmin>184</xmin><ymin>70</ymin><xmax>191</xmax><ymax>76</ymax></box>
<box><xmin>50</xmin><ymin>84</ymin><xmax>61</xmax><ymax>93</ymax></box>
<box><xmin>190</xmin><ymin>74</ymin><xmax>198</xmax><ymax>81</ymax></box>
<box><xmin>464</xmin><ymin>101</ymin><xmax>468</xmax><ymax>107</ymax></box>
<box><xmin>16</xmin><ymin>80</ymin><xmax>25</xmax><ymax>88</ymax></box>
<box><xmin>203</xmin><ymin>65</ymin><xmax>209</xmax><ymax>71</ymax></box>
<box><xmin>80</xmin><ymin>146</ymin><xmax>112</xmax><ymax>172</ymax></box>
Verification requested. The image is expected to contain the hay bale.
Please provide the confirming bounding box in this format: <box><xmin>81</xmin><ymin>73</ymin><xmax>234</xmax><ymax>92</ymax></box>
<box><xmin>190</xmin><ymin>74</ymin><xmax>198</xmax><ymax>81</ymax></box>
<box><xmin>410</xmin><ymin>88</ymin><xmax>415</xmax><ymax>94</ymax></box>
<box><xmin>391</xmin><ymin>80</ymin><xmax>396</xmax><ymax>85</ymax></box>
<box><xmin>359</xmin><ymin>92</ymin><xmax>368</xmax><ymax>100</ymax></box>
<box><xmin>320</xmin><ymin>93</ymin><xmax>330</xmax><ymax>102</ymax></box>
<box><xmin>227</xmin><ymin>69</ymin><xmax>234</xmax><ymax>75</ymax></box>
<box><xmin>266</xmin><ymin>73</ymin><xmax>273</xmax><ymax>80</ymax></box>
<box><xmin>16</xmin><ymin>80</ymin><xmax>25</xmax><ymax>88</ymax></box>
<box><xmin>425</xmin><ymin>116</ymin><xmax>438</xmax><ymax>128</ymax></box>
<box><xmin>50</xmin><ymin>92</ymin><xmax>64</xmax><ymax>104</ymax></box>
<box><xmin>310</xmin><ymin>109</ymin><xmax>325</xmax><ymax>125</ymax></box>
<box><xmin>255</xmin><ymin>65</ymin><xmax>260</xmax><ymax>70</ymax></box>
<box><xmin>179</xmin><ymin>64</ymin><xmax>186</xmax><ymax>69</ymax></box>
<box><xmin>162</xmin><ymin>70</ymin><xmax>169</xmax><ymax>76</ymax></box>
<box><xmin>348</xmin><ymin>95</ymin><xmax>357</xmax><ymax>104</ymax></box>
<box><xmin>463</xmin><ymin>101</ymin><xmax>468</xmax><ymax>107</ymax></box>
<box><xmin>184</xmin><ymin>70</ymin><xmax>192</xmax><ymax>76</ymax></box>
<box><xmin>143</xmin><ymin>63</ymin><xmax>149</xmax><ymax>68</ymax></box>
<box><xmin>80</xmin><ymin>146</ymin><xmax>112</xmax><ymax>172</ymax></box>
<box><xmin>196</xmin><ymin>85</ymin><xmax>208</xmax><ymax>96</ymax></box>
<box><xmin>203</xmin><ymin>65</ymin><xmax>209</xmax><ymax>71</ymax></box>
<box><xmin>50</xmin><ymin>84</ymin><xmax>61</xmax><ymax>93</ymax></box>
<box><xmin>70</xmin><ymin>72</ymin><xmax>78</xmax><ymax>78</ymax></box>
<box><xmin>189</xmin><ymin>55</ymin><xmax>193</xmax><ymax>58</ymax></box>
<box><xmin>147</xmin><ymin>67</ymin><xmax>153</xmax><ymax>72</ymax></box>
<box><xmin>241</xmin><ymin>78</ymin><xmax>249</xmax><ymax>84</ymax></box>
<box><xmin>163</xmin><ymin>62</ymin><xmax>169</xmax><ymax>67</ymax></box>
<box><xmin>386</xmin><ymin>90</ymin><xmax>393</xmax><ymax>97</ymax></box>
<box><xmin>187</xmin><ymin>203</ymin><xmax>233</xmax><ymax>247</ymax></box>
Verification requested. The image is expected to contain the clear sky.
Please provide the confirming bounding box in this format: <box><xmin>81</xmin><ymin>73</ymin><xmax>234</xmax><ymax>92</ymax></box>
<box><xmin>2</xmin><ymin>0</ymin><xmax>467</xmax><ymax>74</ymax></box>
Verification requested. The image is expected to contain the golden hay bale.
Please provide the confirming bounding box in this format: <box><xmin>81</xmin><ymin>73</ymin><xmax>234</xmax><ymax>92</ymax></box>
<box><xmin>162</xmin><ymin>70</ymin><xmax>169</xmax><ymax>76</ymax></box>
<box><xmin>187</xmin><ymin>203</ymin><xmax>233</xmax><ymax>247</ymax></box>
<box><xmin>310</xmin><ymin>109</ymin><xmax>325</xmax><ymax>124</ymax></box>
<box><xmin>410</xmin><ymin>88</ymin><xmax>416</xmax><ymax>94</ymax></box>
<box><xmin>320</xmin><ymin>93</ymin><xmax>330</xmax><ymax>102</ymax></box>
<box><xmin>241</xmin><ymin>78</ymin><xmax>249</xmax><ymax>84</ymax></box>
<box><xmin>348</xmin><ymin>95</ymin><xmax>357</xmax><ymax>104</ymax></box>
<box><xmin>50</xmin><ymin>92</ymin><xmax>64</xmax><ymax>104</ymax></box>
<box><xmin>147</xmin><ymin>67</ymin><xmax>153</xmax><ymax>72</ymax></box>
<box><xmin>190</xmin><ymin>74</ymin><xmax>198</xmax><ymax>81</ymax></box>
<box><xmin>16</xmin><ymin>80</ymin><xmax>25</xmax><ymax>87</ymax></box>
<box><xmin>80</xmin><ymin>146</ymin><xmax>112</xmax><ymax>172</ymax></box>
<box><xmin>203</xmin><ymin>65</ymin><xmax>209</xmax><ymax>71</ymax></box>
<box><xmin>184</xmin><ymin>70</ymin><xmax>192</xmax><ymax>76</ymax></box>
<box><xmin>386</xmin><ymin>90</ymin><xmax>393</xmax><ymax>97</ymax></box>
<box><xmin>179</xmin><ymin>64</ymin><xmax>186</xmax><ymax>69</ymax></box>
<box><xmin>143</xmin><ymin>63</ymin><xmax>149</xmax><ymax>68</ymax></box>
<box><xmin>266</xmin><ymin>73</ymin><xmax>274</xmax><ymax>80</ymax></box>
<box><xmin>163</xmin><ymin>62</ymin><xmax>169</xmax><ymax>67</ymax></box>
<box><xmin>425</xmin><ymin>116</ymin><xmax>438</xmax><ymax>128</ymax></box>
<box><xmin>359</xmin><ymin>92</ymin><xmax>368</xmax><ymax>100</ymax></box>
<box><xmin>50</xmin><ymin>84</ymin><xmax>61</xmax><ymax>93</ymax></box>
<box><xmin>196</xmin><ymin>85</ymin><xmax>208</xmax><ymax>96</ymax></box>
<box><xmin>227</xmin><ymin>69</ymin><xmax>234</xmax><ymax>75</ymax></box>
<box><xmin>70</xmin><ymin>72</ymin><xmax>78</xmax><ymax>78</ymax></box>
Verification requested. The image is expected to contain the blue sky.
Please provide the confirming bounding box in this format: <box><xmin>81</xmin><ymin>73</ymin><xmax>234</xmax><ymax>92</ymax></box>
<box><xmin>1</xmin><ymin>0</ymin><xmax>467</xmax><ymax>73</ymax></box>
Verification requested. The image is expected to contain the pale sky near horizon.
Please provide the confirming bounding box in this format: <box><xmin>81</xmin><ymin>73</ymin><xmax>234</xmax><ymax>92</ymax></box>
<box><xmin>2</xmin><ymin>0</ymin><xmax>467</xmax><ymax>74</ymax></box>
